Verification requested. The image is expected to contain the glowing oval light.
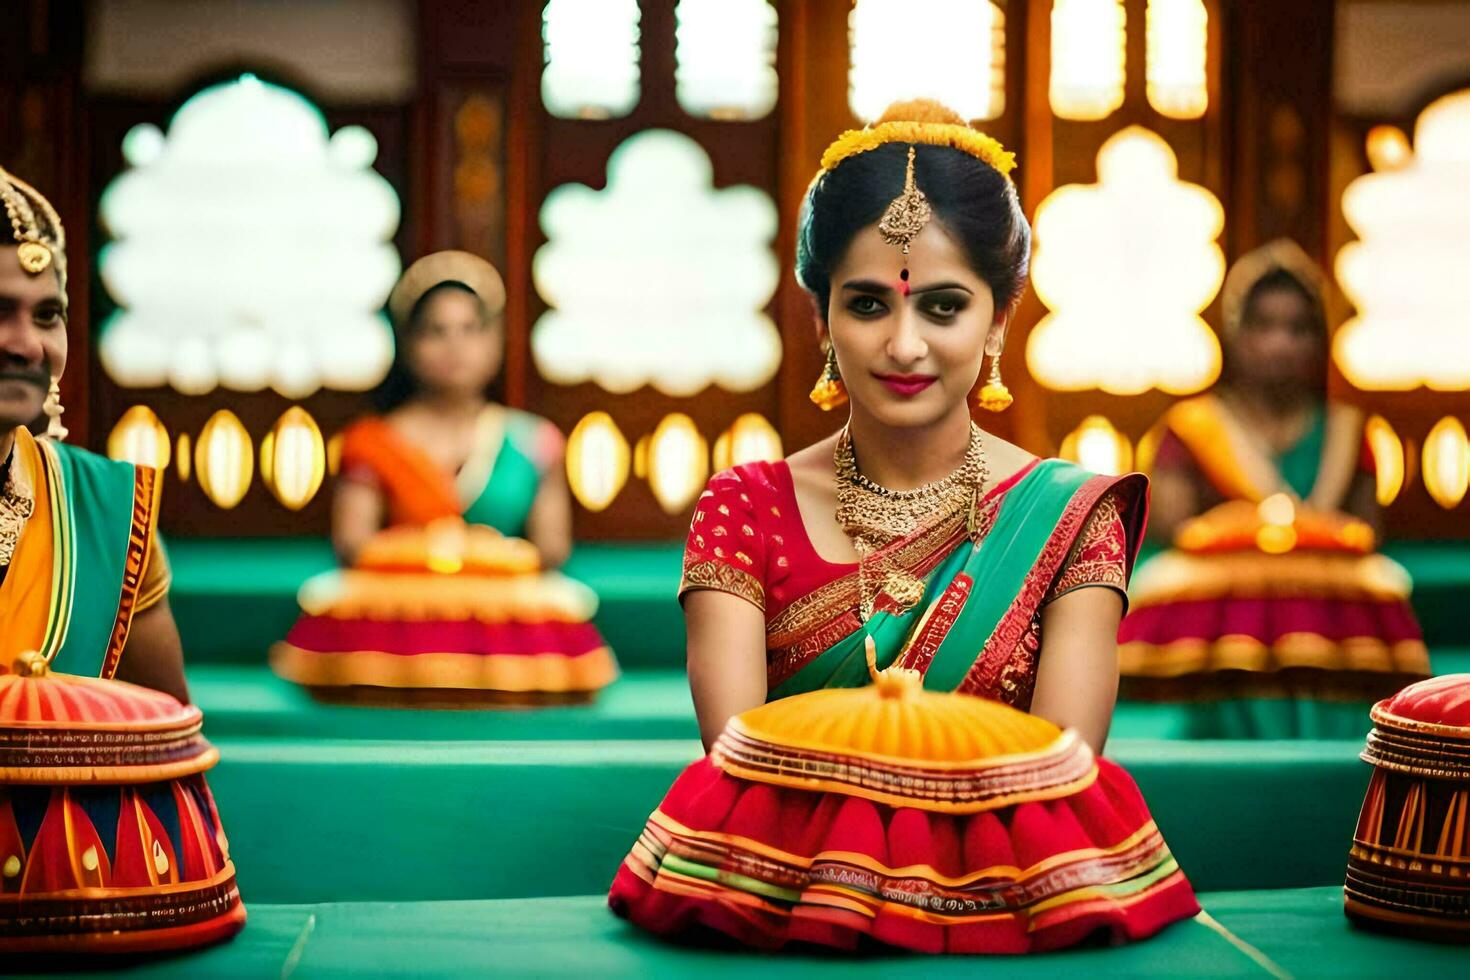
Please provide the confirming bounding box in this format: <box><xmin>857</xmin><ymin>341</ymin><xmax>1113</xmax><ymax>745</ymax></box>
<box><xmin>194</xmin><ymin>410</ymin><xmax>253</xmax><ymax>509</ymax></box>
<box><xmin>326</xmin><ymin>432</ymin><xmax>345</xmax><ymax>476</ymax></box>
<box><xmin>176</xmin><ymin>433</ymin><xmax>192</xmax><ymax>482</ymax></box>
<box><xmin>106</xmin><ymin>405</ymin><xmax>171</xmax><ymax>470</ymax></box>
<box><xmin>1364</xmin><ymin>415</ymin><xmax>1405</xmax><ymax>506</ymax></box>
<box><xmin>1058</xmin><ymin>415</ymin><xmax>1132</xmax><ymax>475</ymax></box>
<box><xmin>1146</xmin><ymin>0</ymin><xmax>1208</xmax><ymax>120</ymax></box>
<box><xmin>260</xmin><ymin>407</ymin><xmax>326</xmax><ymax>511</ymax></box>
<box><xmin>644</xmin><ymin>413</ymin><xmax>709</xmax><ymax>514</ymax></box>
<box><xmin>1051</xmin><ymin>0</ymin><xmax>1126</xmax><ymax>121</ymax></box>
<box><xmin>712</xmin><ymin>413</ymin><xmax>784</xmax><ymax>472</ymax></box>
<box><xmin>1423</xmin><ymin>416</ymin><xmax>1470</xmax><ymax>510</ymax></box>
<box><xmin>566</xmin><ymin>412</ymin><xmax>631</xmax><ymax>512</ymax></box>
<box><xmin>1366</xmin><ymin>125</ymin><xmax>1411</xmax><ymax>173</ymax></box>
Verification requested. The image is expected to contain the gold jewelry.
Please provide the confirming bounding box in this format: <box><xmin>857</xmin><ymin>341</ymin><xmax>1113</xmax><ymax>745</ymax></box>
<box><xmin>878</xmin><ymin>146</ymin><xmax>932</xmax><ymax>261</ymax></box>
<box><xmin>43</xmin><ymin>376</ymin><xmax>68</xmax><ymax>441</ymax></box>
<box><xmin>978</xmin><ymin>353</ymin><xmax>1013</xmax><ymax>413</ymax></box>
<box><xmin>809</xmin><ymin>342</ymin><xmax>847</xmax><ymax>411</ymax></box>
<box><xmin>0</xmin><ymin>165</ymin><xmax>65</xmax><ymax>283</ymax></box>
<box><xmin>835</xmin><ymin>422</ymin><xmax>988</xmax><ymax>620</ymax></box>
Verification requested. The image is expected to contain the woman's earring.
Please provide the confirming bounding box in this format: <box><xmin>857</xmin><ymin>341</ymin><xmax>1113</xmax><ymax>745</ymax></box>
<box><xmin>809</xmin><ymin>342</ymin><xmax>847</xmax><ymax>411</ymax></box>
<box><xmin>43</xmin><ymin>376</ymin><xmax>68</xmax><ymax>441</ymax></box>
<box><xmin>977</xmin><ymin>353</ymin><xmax>1012</xmax><ymax>413</ymax></box>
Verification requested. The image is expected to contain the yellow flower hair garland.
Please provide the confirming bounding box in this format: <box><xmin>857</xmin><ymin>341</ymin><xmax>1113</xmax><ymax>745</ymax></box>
<box><xmin>820</xmin><ymin>121</ymin><xmax>1017</xmax><ymax>179</ymax></box>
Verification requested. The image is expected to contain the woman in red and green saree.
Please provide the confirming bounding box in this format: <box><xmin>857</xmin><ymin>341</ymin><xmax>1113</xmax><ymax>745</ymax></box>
<box><xmin>1119</xmin><ymin>240</ymin><xmax>1428</xmax><ymax>737</ymax></box>
<box><xmin>271</xmin><ymin>251</ymin><xmax>616</xmax><ymax>704</ymax></box>
<box><xmin>609</xmin><ymin>101</ymin><xmax>1198</xmax><ymax>953</ymax></box>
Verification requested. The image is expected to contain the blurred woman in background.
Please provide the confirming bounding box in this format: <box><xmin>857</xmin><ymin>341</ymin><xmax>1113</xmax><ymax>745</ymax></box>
<box><xmin>271</xmin><ymin>252</ymin><xmax>615</xmax><ymax>705</ymax></box>
<box><xmin>1119</xmin><ymin>240</ymin><xmax>1427</xmax><ymax>736</ymax></box>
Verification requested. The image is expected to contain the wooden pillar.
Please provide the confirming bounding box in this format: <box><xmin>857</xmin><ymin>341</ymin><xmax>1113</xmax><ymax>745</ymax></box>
<box><xmin>0</xmin><ymin>1</ymin><xmax>89</xmax><ymax>444</ymax></box>
<box><xmin>1224</xmin><ymin>0</ymin><xmax>1335</xmax><ymax>264</ymax></box>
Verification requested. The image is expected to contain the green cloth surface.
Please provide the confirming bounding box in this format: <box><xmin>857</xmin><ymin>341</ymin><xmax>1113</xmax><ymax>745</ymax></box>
<box><xmin>165</xmin><ymin>537</ymin><xmax>1470</xmax><ymax>668</ymax></box>
<box><xmin>192</xmin><ymin>666</ymin><xmax>697</xmax><ymax>741</ymax></box>
<box><xmin>15</xmin><ymin>889</ymin><xmax>1465</xmax><ymax>978</ymax></box>
<box><xmin>202</xmin><ymin>737</ymin><xmax>1371</xmax><ymax>904</ymax></box>
<box><xmin>189</xmin><ymin>665</ymin><xmax>1405</xmax><ymax>743</ymax></box>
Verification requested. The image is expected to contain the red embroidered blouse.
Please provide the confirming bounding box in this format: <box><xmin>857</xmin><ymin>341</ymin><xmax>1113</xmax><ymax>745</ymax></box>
<box><xmin>678</xmin><ymin>459</ymin><xmax>1131</xmax><ymax>708</ymax></box>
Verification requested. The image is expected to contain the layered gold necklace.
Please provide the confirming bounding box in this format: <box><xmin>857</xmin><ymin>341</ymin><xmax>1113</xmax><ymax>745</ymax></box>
<box><xmin>834</xmin><ymin>422</ymin><xmax>988</xmax><ymax>620</ymax></box>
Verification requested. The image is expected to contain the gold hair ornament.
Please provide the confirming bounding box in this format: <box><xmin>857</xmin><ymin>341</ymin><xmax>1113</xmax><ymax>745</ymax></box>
<box><xmin>878</xmin><ymin>146</ymin><xmax>932</xmax><ymax>259</ymax></box>
<box><xmin>0</xmin><ymin>165</ymin><xmax>65</xmax><ymax>278</ymax></box>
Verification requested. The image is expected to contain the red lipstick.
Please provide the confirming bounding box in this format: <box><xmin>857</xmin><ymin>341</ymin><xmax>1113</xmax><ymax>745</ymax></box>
<box><xmin>872</xmin><ymin>372</ymin><xmax>937</xmax><ymax>397</ymax></box>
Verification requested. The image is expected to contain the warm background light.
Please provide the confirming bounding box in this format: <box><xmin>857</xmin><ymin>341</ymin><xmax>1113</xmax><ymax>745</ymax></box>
<box><xmin>106</xmin><ymin>405</ymin><xmax>171</xmax><ymax>471</ymax></box>
<box><xmin>98</xmin><ymin>74</ymin><xmax>400</xmax><ymax>397</ymax></box>
<box><xmin>1364</xmin><ymin>415</ymin><xmax>1406</xmax><ymax>507</ymax></box>
<box><xmin>1050</xmin><ymin>0</ymin><xmax>1127</xmax><ymax>121</ymax></box>
<box><xmin>1365</xmin><ymin>125</ymin><xmax>1412</xmax><ymax>173</ymax></box>
<box><xmin>1146</xmin><ymin>0</ymin><xmax>1208</xmax><ymax>120</ymax></box>
<box><xmin>1335</xmin><ymin>91</ymin><xmax>1470</xmax><ymax>391</ymax></box>
<box><xmin>194</xmin><ymin>409</ymin><xmax>254</xmax><ymax>510</ymax></box>
<box><xmin>1059</xmin><ymin>415</ymin><xmax>1133</xmax><ymax>475</ymax></box>
<box><xmin>712</xmin><ymin>414</ymin><xmax>784</xmax><ymax>473</ymax></box>
<box><xmin>260</xmin><ymin>407</ymin><xmax>326</xmax><ymax>511</ymax></box>
<box><xmin>849</xmin><ymin>0</ymin><xmax>1005</xmax><ymax>122</ymax></box>
<box><xmin>1423</xmin><ymin>416</ymin><xmax>1469</xmax><ymax>509</ymax></box>
<box><xmin>565</xmin><ymin>412</ymin><xmax>631</xmax><ymax>513</ymax></box>
<box><xmin>636</xmin><ymin>414</ymin><xmax>709</xmax><ymax>515</ymax></box>
<box><xmin>1028</xmin><ymin>127</ymin><xmax>1224</xmax><ymax>394</ymax></box>
<box><xmin>675</xmin><ymin>0</ymin><xmax>777</xmax><ymax>120</ymax></box>
<box><xmin>533</xmin><ymin>130</ymin><xmax>780</xmax><ymax>396</ymax></box>
<box><xmin>541</xmin><ymin>0</ymin><xmax>641</xmax><ymax>119</ymax></box>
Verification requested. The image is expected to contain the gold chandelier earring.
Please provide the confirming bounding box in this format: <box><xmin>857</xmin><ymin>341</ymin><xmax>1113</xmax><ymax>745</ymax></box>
<box><xmin>977</xmin><ymin>352</ymin><xmax>1012</xmax><ymax>413</ymax></box>
<box><xmin>809</xmin><ymin>341</ymin><xmax>848</xmax><ymax>411</ymax></box>
<box><xmin>43</xmin><ymin>375</ymin><xmax>68</xmax><ymax>441</ymax></box>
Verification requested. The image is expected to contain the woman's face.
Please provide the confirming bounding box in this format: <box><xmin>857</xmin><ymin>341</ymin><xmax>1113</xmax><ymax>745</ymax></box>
<box><xmin>1230</xmin><ymin>284</ymin><xmax>1322</xmax><ymax>388</ymax></box>
<box><xmin>405</xmin><ymin>287</ymin><xmax>502</xmax><ymax>398</ymax></box>
<box><xmin>825</xmin><ymin>220</ymin><xmax>1001</xmax><ymax>429</ymax></box>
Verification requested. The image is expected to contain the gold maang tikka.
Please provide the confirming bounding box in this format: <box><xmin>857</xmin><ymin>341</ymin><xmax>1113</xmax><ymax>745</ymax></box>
<box><xmin>877</xmin><ymin>146</ymin><xmax>931</xmax><ymax>288</ymax></box>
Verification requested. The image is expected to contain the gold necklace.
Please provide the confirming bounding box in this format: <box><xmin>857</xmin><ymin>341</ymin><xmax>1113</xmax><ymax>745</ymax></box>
<box><xmin>834</xmin><ymin>422</ymin><xmax>988</xmax><ymax>620</ymax></box>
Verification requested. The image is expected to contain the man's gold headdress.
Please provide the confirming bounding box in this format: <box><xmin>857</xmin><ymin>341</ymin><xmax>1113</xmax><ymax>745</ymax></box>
<box><xmin>0</xmin><ymin>165</ymin><xmax>66</xmax><ymax>291</ymax></box>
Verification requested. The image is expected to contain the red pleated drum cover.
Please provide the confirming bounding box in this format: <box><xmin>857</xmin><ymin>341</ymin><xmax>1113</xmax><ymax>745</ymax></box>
<box><xmin>1346</xmin><ymin>674</ymin><xmax>1470</xmax><ymax>940</ymax></box>
<box><xmin>0</xmin><ymin>659</ymin><xmax>245</xmax><ymax>954</ymax></box>
<box><xmin>609</xmin><ymin>657</ymin><xmax>1199</xmax><ymax>953</ymax></box>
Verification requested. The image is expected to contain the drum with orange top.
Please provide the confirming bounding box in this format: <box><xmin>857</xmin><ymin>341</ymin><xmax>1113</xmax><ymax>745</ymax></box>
<box><xmin>609</xmin><ymin>642</ymin><xmax>1199</xmax><ymax>953</ymax></box>
<box><xmin>0</xmin><ymin>652</ymin><xmax>245</xmax><ymax>954</ymax></box>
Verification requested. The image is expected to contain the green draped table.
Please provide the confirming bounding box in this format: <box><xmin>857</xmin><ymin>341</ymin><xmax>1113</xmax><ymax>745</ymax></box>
<box><xmin>190</xmin><ymin>663</ymin><xmax>1470</xmax><ymax>744</ymax></box>
<box><xmin>166</xmin><ymin>537</ymin><xmax>1470</xmax><ymax>670</ymax></box>
<box><xmin>16</xmin><ymin>889</ymin><xmax>1465</xmax><ymax>978</ymax></box>
<box><xmin>203</xmin><ymin>737</ymin><xmax>1371</xmax><ymax>904</ymax></box>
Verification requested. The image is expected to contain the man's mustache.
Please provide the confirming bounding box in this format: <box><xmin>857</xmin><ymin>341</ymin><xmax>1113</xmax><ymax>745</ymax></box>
<box><xmin>0</xmin><ymin>367</ymin><xmax>50</xmax><ymax>389</ymax></box>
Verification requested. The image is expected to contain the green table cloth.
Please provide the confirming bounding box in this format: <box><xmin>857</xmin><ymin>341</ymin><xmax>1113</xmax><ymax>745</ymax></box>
<box><xmin>165</xmin><ymin>537</ymin><xmax>1470</xmax><ymax>668</ymax></box>
<box><xmin>202</xmin><ymin>737</ymin><xmax>1372</xmax><ymax>903</ymax></box>
<box><xmin>15</xmin><ymin>889</ymin><xmax>1465</xmax><ymax>978</ymax></box>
